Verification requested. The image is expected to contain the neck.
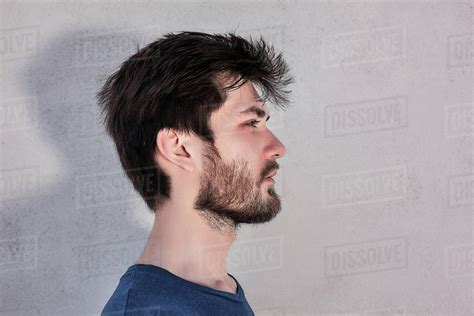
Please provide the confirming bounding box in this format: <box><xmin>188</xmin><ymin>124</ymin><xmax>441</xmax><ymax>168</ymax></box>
<box><xmin>135</xmin><ymin>198</ymin><xmax>238</xmax><ymax>292</ymax></box>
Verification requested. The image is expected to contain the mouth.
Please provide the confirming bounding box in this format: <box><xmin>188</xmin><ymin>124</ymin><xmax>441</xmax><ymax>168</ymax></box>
<box><xmin>265</xmin><ymin>170</ymin><xmax>277</xmax><ymax>179</ymax></box>
<box><xmin>264</xmin><ymin>170</ymin><xmax>277</xmax><ymax>183</ymax></box>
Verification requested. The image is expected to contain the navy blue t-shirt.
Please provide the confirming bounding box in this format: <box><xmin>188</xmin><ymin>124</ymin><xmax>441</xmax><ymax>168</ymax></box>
<box><xmin>101</xmin><ymin>264</ymin><xmax>254</xmax><ymax>315</ymax></box>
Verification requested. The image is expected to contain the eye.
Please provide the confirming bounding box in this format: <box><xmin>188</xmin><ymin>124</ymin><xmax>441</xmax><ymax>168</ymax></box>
<box><xmin>246</xmin><ymin>120</ymin><xmax>261</xmax><ymax>128</ymax></box>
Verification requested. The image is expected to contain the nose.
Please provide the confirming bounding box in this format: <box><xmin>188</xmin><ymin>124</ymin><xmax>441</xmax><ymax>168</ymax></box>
<box><xmin>267</xmin><ymin>131</ymin><xmax>286</xmax><ymax>160</ymax></box>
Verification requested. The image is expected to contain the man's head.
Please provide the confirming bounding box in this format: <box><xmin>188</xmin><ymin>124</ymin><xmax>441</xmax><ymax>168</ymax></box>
<box><xmin>97</xmin><ymin>31</ymin><xmax>293</xmax><ymax>230</ymax></box>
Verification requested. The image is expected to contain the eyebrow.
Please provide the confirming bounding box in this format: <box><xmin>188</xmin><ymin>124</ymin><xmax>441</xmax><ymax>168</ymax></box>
<box><xmin>239</xmin><ymin>105</ymin><xmax>270</xmax><ymax>122</ymax></box>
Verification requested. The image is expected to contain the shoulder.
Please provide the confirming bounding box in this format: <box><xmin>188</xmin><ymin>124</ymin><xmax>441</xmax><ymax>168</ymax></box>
<box><xmin>122</xmin><ymin>270</ymin><xmax>200</xmax><ymax>315</ymax></box>
<box><xmin>121</xmin><ymin>283</ymin><xmax>200</xmax><ymax>315</ymax></box>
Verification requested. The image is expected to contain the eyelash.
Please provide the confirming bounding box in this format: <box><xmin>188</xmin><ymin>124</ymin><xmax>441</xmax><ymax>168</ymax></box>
<box><xmin>246</xmin><ymin>120</ymin><xmax>261</xmax><ymax>128</ymax></box>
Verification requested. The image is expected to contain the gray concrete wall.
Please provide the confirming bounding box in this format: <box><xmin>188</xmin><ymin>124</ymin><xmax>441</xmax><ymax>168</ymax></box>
<box><xmin>0</xmin><ymin>1</ymin><xmax>472</xmax><ymax>315</ymax></box>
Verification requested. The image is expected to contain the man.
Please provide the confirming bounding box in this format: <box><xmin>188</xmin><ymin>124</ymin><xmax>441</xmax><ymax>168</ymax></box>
<box><xmin>98</xmin><ymin>31</ymin><xmax>293</xmax><ymax>315</ymax></box>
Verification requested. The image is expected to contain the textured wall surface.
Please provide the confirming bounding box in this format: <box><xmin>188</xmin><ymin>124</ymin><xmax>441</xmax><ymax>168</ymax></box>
<box><xmin>0</xmin><ymin>1</ymin><xmax>473</xmax><ymax>315</ymax></box>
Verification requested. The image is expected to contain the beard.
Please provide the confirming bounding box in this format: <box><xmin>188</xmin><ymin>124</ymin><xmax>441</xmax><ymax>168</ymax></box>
<box><xmin>193</xmin><ymin>141</ymin><xmax>281</xmax><ymax>233</ymax></box>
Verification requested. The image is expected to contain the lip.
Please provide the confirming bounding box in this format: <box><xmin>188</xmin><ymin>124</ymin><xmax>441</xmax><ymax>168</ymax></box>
<box><xmin>266</xmin><ymin>170</ymin><xmax>277</xmax><ymax>178</ymax></box>
<box><xmin>264</xmin><ymin>177</ymin><xmax>275</xmax><ymax>183</ymax></box>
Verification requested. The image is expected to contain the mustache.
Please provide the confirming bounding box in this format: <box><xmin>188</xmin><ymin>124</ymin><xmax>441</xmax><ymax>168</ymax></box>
<box><xmin>262</xmin><ymin>161</ymin><xmax>279</xmax><ymax>179</ymax></box>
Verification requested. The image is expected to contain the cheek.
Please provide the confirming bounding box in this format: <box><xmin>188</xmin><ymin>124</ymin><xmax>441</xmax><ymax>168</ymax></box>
<box><xmin>227</xmin><ymin>136</ymin><xmax>257</xmax><ymax>159</ymax></box>
<box><xmin>216</xmin><ymin>130</ymin><xmax>263</xmax><ymax>168</ymax></box>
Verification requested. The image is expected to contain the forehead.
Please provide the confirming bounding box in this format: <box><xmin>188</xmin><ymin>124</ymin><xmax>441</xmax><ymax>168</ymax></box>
<box><xmin>208</xmin><ymin>79</ymin><xmax>270</xmax><ymax>134</ymax></box>
<box><xmin>220</xmin><ymin>81</ymin><xmax>267</xmax><ymax>114</ymax></box>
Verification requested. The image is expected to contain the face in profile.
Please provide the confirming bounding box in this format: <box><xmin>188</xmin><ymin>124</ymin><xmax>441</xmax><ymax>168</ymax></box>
<box><xmin>193</xmin><ymin>81</ymin><xmax>285</xmax><ymax>231</ymax></box>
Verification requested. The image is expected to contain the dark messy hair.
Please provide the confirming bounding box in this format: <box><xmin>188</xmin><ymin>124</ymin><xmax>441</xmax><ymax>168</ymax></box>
<box><xmin>96</xmin><ymin>31</ymin><xmax>294</xmax><ymax>212</ymax></box>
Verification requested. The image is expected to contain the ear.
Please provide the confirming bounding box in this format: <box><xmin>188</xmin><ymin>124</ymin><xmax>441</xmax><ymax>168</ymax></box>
<box><xmin>155</xmin><ymin>128</ymin><xmax>195</xmax><ymax>172</ymax></box>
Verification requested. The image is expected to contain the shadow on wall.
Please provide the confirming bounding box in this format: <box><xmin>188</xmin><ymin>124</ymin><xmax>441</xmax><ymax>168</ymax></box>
<box><xmin>2</xmin><ymin>27</ymin><xmax>165</xmax><ymax>314</ymax></box>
